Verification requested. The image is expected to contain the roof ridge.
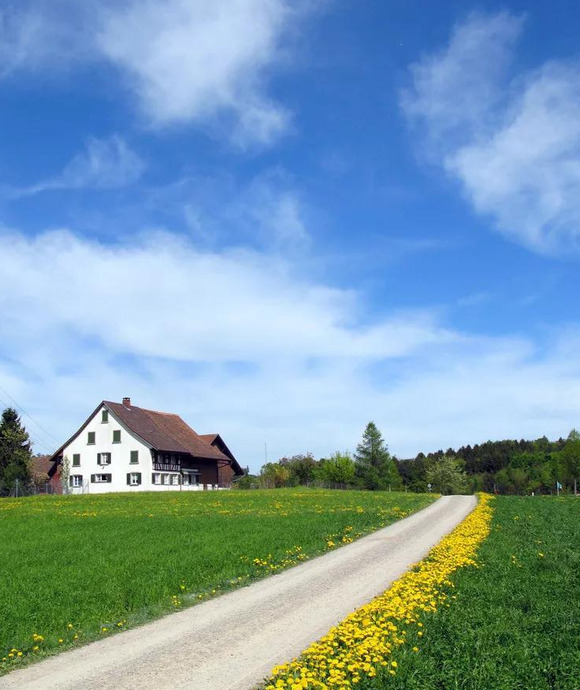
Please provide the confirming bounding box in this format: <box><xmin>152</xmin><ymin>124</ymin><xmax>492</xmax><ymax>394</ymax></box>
<box><xmin>104</xmin><ymin>401</ymin><xmax>181</xmax><ymax>417</ymax></box>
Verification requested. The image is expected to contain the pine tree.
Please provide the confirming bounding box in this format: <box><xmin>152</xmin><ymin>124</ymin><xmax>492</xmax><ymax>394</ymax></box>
<box><xmin>354</xmin><ymin>422</ymin><xmax>401</xmax><ymax>490</ymax></box>
<box><xmin>0</xmin><ymin>408</ymin><xmax>33</xmax><ymax>496</ymax></box>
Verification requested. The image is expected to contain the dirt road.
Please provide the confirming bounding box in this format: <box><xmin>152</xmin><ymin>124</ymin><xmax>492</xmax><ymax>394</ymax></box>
<box><xmin>1</xmin><ymin>494</ymin><xmax>476</xmax><ymax>690</ymax></box>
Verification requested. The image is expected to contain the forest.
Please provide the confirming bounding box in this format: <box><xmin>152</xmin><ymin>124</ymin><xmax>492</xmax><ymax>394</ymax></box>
<box><xmin>239</xmin><ymin>426</ymin><xmax>580</xmax><ymax>496</ymax></box>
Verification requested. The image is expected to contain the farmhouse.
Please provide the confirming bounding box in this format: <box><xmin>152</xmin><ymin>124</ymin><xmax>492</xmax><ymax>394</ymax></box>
<box><xmin>47</xmin><ymin>398</ymin><xmax>244</xmax><ymax>493</ymax></box>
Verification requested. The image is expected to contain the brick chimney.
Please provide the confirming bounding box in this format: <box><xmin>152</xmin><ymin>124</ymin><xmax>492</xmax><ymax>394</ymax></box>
<box><xmin>122</xmin><ymin>397</ymin><xmax>131</xmax><ymax>407</ymax></box>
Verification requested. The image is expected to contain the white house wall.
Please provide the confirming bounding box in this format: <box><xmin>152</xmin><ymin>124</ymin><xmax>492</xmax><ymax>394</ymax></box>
<box><xmin>64</xmin><ymin>404</ymin><xmax>153</xmax><ymax>494</ymax></box>
<box><xmin>63</xmin><ymin>404</ymin><xmax>218</xmax><ymax>494</ymax></box>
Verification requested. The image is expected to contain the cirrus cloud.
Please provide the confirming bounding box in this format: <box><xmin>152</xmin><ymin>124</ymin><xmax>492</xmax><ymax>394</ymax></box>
<box><xmin>0</xmin><ymin>0</ymin><xmax>317</xmax><ymax>146</ymax></box>
<box><xmin>402</xmin><ymin>12</ymin><xmax>580</xmax><ymax>255</ymax></box>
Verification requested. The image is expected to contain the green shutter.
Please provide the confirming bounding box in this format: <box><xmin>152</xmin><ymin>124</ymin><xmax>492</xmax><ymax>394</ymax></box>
<box><xmin>72</xmin><ymin>454</ymin><xmax>80</xmax><ymax>467</ymax></box>
<box><xmin>130</xmin><ymin>450</ymin><xmax>139</xmax><ymax>464</ymax></box>
<box><xmin>87</xmin><ymin>432</ymin><xmax>95</xmax><ymax>444</ymax></box>
<box><xmin>113</xmin><ymin>430</ymin><xmax>121</xmax><ymax>443</ymax></box>
<box><xmin>102</xmin><ymin>410</ymin><xmax>109</xmax><ymax>423</ymax></box>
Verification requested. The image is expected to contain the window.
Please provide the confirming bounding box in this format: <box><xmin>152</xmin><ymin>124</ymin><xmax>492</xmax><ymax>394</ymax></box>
<box><xmin>72</xmin><ymin>454</ymin><xmax>81</xmax><ymax>467</ymax></box>
<box><xmin>112</xmin><ymin>430</ymin><xmax>121</xmax><ymax>444</ymax></box>
<box><xmin>91</xmin><ymin>474</ymin><xmax>112</xmax><ymax>483</ymax></box>
<box><xmin>69</xmin><ymin>475</ymin><xmax>83</xmax><ymax>488</ymax></box>
<box><xmin>101</xmin><ymin>409</ymin><xmax>109</xmax><ymax>423</ymax></box>
<box><xmin>87</xmin><ymin>431</ymin><xmax>95</xmax><ymax>445</ymax></box>
<box><xmin>182</xmin><ymin>473</ymin><xmax>199</xmax><ymax>486</ymax></box>
<box><xmin>130</xmin><ymin>450</ymin><xmax>139</xmax><ymax>464</ymax></box>
<box><xmin>171</xmin><ymin>474</ymin><xmax>179</xmax><ymax>486</ymax></box>
<box><xmin>152</xmin><ymin>473</ymin><xmax>161</xmax><ymax>485</ymax></box>
<box><xmin>162</xmin><ymin>474</ymin><xmax>170</xmax><ymax>485</ymax></box>
<box><xmin>97</xmin><ymin>452</ymin><xmax>111</xmax><ymax>465</ymax></box>
<box><xmin>127</xmin><ymin>472</ymin><xmax>141</xmax><ymax>486</ymax></box>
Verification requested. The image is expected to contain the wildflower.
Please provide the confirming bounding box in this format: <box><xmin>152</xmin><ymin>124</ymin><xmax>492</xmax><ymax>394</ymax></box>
<box><xmin>265</xmin><ymin>494</ymin><xmax>493</xmax><ymax>689</ymax></box>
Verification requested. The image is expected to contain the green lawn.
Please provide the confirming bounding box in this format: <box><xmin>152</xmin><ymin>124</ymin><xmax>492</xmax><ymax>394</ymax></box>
<box><xmin>0</xmin><ymin>488</ymin><xmax>434</xmax><ymax>671</ymax></box>
<box><xmin>367</xmin><ymin>495</ymin><xmax>580</xmax><ymax>690</ymax></box>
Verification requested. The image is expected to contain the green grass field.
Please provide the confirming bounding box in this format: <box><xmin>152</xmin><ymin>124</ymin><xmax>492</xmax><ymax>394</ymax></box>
<box><xmin>366</xmin><ymin>495</ymin><xmax>580</xmax><ymax>690</ymax></box>
<box><xmin>0</xmin><ymin>488</ymin><xmax>434</xmax><ymax>671</ymax></box>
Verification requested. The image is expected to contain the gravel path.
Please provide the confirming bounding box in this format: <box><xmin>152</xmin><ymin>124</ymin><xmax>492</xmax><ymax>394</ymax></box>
<box><xmin>1</xmin><ymin>494</ymin><xmax>476</xmax><ymax>690</ymax></box>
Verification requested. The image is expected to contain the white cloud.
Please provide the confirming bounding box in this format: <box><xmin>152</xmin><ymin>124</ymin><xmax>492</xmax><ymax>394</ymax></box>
<box><xmin>2</xmin><ymin>227</ymin><xmax>580</xmax><ymax>470</ymax></box>
<box><xmin>402</xmin><ymin>12</ymin><xmax>580</xmax><ymax>255</ymax></box>
<box><xmin>0</xmin><ymin>0</ymin><xmax>312</xmax><ymax>146</ymax></box>
<box><xmin>96</xmin><ymin>0</ymin><xmax>304</xmax><ymax>144</ymax></box>
<box><xmin>0</xmin><ymin>2</ymin><xmax>93</xmax><ymax>76</ymax></box>
<box><xmin>57</xmin><ymin>136</ymin><xmax>145</xmax><ymax>189</ymax></box>
<box><xmin>0</xmin><ymin>229</ymin><xmax>451</xmax><ymax>362</ymax></box>
<box><xmin>14</xmin><ymin>136</ymin><xmax>145</xmax><ymax>196</ymax></box>
<box><xmin>146</xmin><ymin>171</ymin><xmax>311</xmax><ymax>251</ymax></box>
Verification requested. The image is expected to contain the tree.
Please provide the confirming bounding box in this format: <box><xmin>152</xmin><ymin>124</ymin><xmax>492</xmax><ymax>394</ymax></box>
<box><xmin>60</xmin><ymin>455</ymin><xmax>71</xmax><ymax>495</ymax></box>
<box><xmin>0</xmin><ymin>408</ymin><xmax>33</xmax><ymax>496</ymax></box>
<box><xmin>233</xmin><ymin>472</ymin><xmax>260</xmax><ymax>489</ymax></box>
<box><xmin>318</xmin><ymin>451</ymin><xmax>355</xmax><ymax>487</ymax></box>
<box><xmin>559</xmin><ymin>429</ymin><xmax>580</xmax><ymax>494</ymax></box>
<box><xmin>259</xmin><ymin>462</ymin><xmax>290</xmax><ymax>489</ymax></box>
<box><xmin>279</xmin><ymin>454</ymin><xmax>317</xmax><ymax>486</ymax></box>
<box><xmin>354</xmin><ymin>422</ymin><xmax>401</xmax><ymax>490</ymax></box>
<box><xmin>425</xmin><ymin>455</ymin><xmax>469</xmax><ymax>495</ymax></box>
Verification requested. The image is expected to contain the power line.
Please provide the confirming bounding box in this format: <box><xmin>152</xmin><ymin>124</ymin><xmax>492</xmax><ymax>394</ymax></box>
<box><xmin>0</xmin><ymin>392</ymin><xmax>55</xmax><ymax>454</ymax></box>
<box><xmin>0</xmin><ymin>383</ymin><xmax>60</xmax><ymax>451</ymax></box>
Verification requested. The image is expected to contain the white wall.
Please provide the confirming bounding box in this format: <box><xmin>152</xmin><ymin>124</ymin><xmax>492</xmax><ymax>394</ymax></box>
<box><xmin>64</xmin><ymin>404</ymin><xmax>152</xmax><ymax>494</ymax></box>
<box><xmin>63</xmin><ymin>403</ymin><xmax>220</xmax><ymax>493</ymax></box>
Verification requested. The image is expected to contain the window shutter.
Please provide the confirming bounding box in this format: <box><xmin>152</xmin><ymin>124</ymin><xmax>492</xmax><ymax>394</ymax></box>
<box><xmin>127</xmin><ymin>473</ymin><xmax>131</xmax><ymax>485</ymax></box>
<box><xmin>69</xmin><ymin>475</ymin><xmax>73</xmax><ymax>486</ymax></box>
<box><xmin>137</xmin><ymin>473</ymin><xmax>142</xmax><ymax>485</ymax></box>
<box><xmin>91</xmin><ymin>474</ymin><xmax>96</xmax><ymax>483</ymax></box>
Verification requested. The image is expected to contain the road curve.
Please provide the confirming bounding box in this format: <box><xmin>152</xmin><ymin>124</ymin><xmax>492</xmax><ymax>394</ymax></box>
<box><xmin>1</xmin><ymin>494</ymin><xmax>476</xmax><ymax>690</ymax></box>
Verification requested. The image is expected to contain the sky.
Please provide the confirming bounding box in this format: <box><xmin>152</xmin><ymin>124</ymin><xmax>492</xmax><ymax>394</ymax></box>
<box><xmin>1</xmin><ymin>0</ymin><xmax>580</xmax><ymax>472</ymax></box>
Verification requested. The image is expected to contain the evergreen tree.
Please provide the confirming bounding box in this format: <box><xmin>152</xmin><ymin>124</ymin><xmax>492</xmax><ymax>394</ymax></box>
<box><xmin>354</xmin><ymin>422</ymin><xmax>401</xmax><ymax>490</ymax></box>
<box><xmin>0</xmin><ymin>408</ymin><xmax>33</xmax><ymax>496</ymax></box>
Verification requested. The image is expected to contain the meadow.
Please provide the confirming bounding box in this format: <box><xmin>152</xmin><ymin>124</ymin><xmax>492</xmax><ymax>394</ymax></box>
<box><xmin>362</xmin><ymin>496</ymin><xmax>580</xmax><ymax>690</ymax></box>
<box><xmin>0</xmin><ymin>488</ymin><xmax>434</xmax><ymax>671</ymax></box>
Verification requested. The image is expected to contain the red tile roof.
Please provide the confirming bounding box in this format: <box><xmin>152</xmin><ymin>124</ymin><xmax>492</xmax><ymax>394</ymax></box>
<box><xmin>30</xmin><ymin>455</ymin><xmax>53</xmax><ymax>479</ymax></box>
<box><xmin>104</xmin><ymin>401</ymin><xmax>230</xmax><ymax>462</ymax></box>
<box><xmin>199</xmin><ymin>433</ymin><xmax>244</xmax><ymax>476</ymax></box>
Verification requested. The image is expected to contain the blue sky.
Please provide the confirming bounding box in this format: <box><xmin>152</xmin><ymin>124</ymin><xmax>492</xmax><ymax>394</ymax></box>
<box><xmin>1</xmin><ymin>0</ymin><xmax>580</xmax><ymax>471</ymax></box>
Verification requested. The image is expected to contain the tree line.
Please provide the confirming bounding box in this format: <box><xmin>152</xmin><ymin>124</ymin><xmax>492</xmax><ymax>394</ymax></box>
<box><xmin>397</xmin><ymin>431</ymin><xmax>580</xmax><ymax>495</ymax></box>
<box><xmin>238</xmin><ymin>421</ymin><xmax>469</xmax><ymax>494</ymax></box>
<box><xmin>239</xmin><ymin>425</ymin><xmax>580</xmax><ymax>495</ymax></box>
<box><xmin>2</xmin><ymin>405</ymin><xmax>579</xmax><ymax>497</ymax></box>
